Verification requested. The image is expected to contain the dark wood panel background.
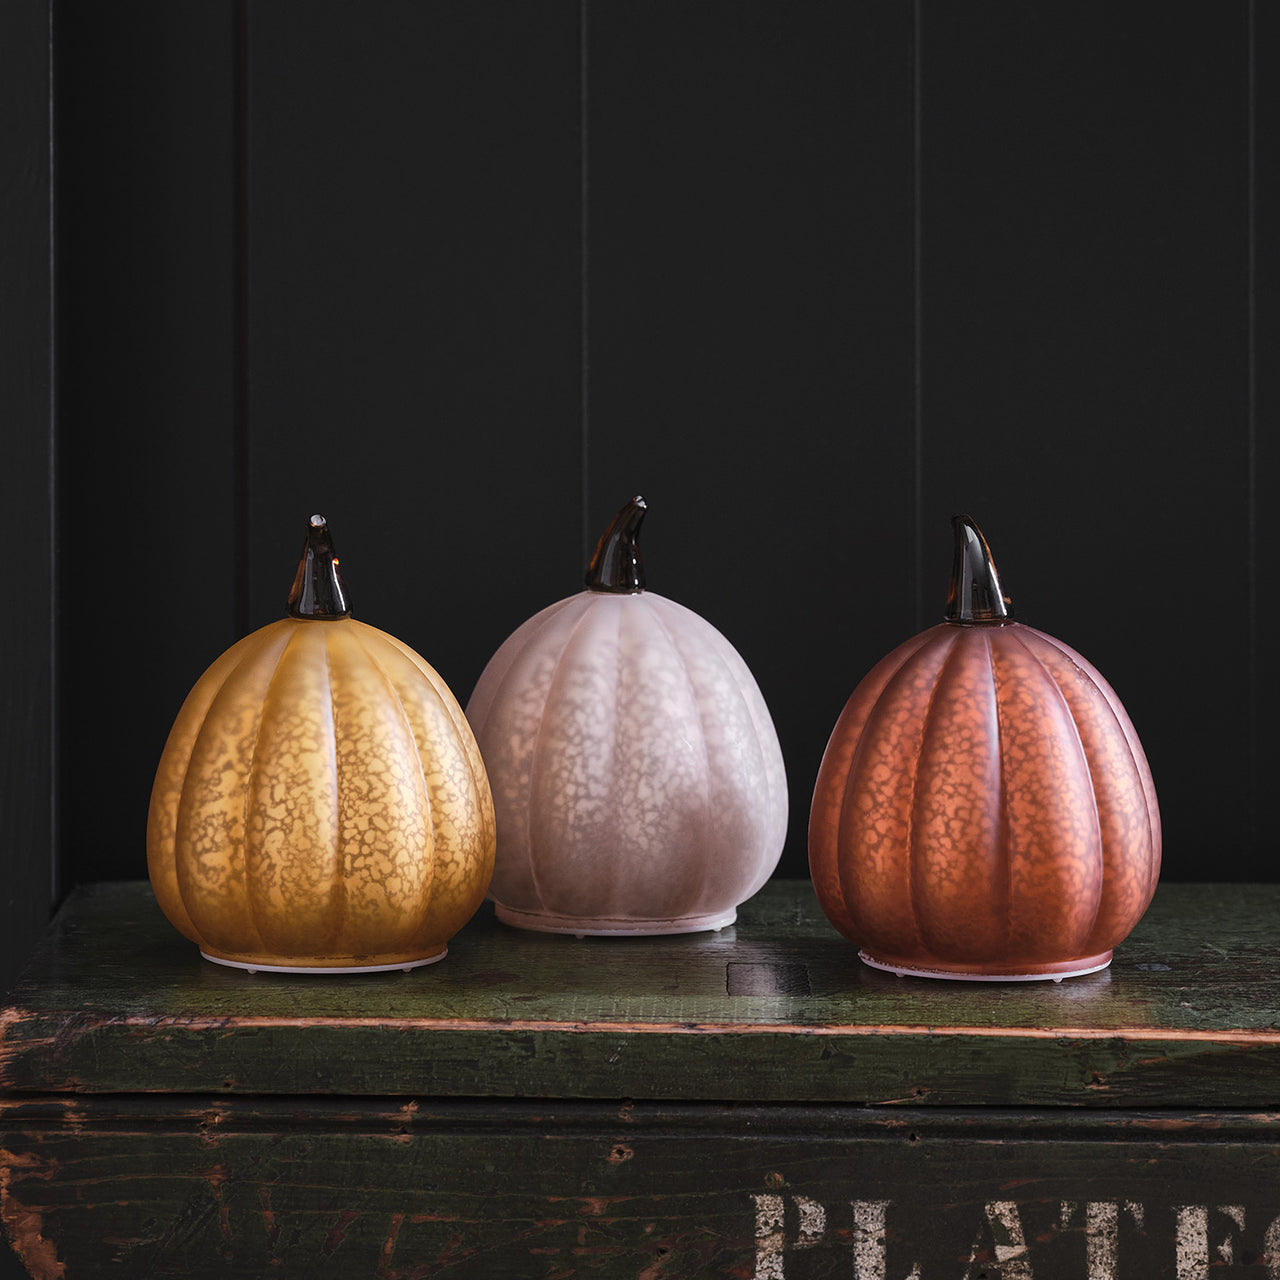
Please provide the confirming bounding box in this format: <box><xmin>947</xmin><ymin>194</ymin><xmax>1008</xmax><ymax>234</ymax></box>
<box><xmin>7</xmin><ymin>1</ymin><xmax>1270</xmax><ymax>990</ymax></box>
<box><xmin>920</xmin><ymin>4</ymin><xmax>1258</xmax><ymax>866</ymax></box>
<box><xmin>1</xmin><ymin>0</ymin><xmax>54</xmax><ymax>1165</ymax></box>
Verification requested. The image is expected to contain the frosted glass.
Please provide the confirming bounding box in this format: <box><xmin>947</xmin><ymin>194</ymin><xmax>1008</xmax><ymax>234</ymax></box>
<box><xmin>467</xmin><ymin>590</ymin><xmax>788</xmax><ymax>934</ymax></box>
<box><xmin>148</xmin><ymin>618</ymin><xmax>496</xmax><ymax>971</ymax></box>
<box><xmin>810</xmin><ymin>516</ymin><xmax>1160</xmax><ymax>981</ymax></box>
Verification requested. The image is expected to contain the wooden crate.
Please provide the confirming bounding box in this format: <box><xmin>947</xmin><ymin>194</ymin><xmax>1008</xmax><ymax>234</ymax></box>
<box><xmin>1</xmin><ymin>880</ymin><xmax>1278</xmax><ymax>1278</ymax></box>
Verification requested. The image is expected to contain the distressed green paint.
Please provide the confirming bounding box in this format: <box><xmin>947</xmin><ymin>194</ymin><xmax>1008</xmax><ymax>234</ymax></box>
<box><xmin>2</xmin><ymin>882</ymin><xmax>1279</xmax><ymax>1107</ymax></box>
<box><xmin>4</xmin><ymin>884</ymin><xmax>1280</xmax><ymax>1276</ymax></box>
<box><xmin>2</xmin><ymin>1099</ymin><xmax>1280</xmax><ymax>1278</ymax></box>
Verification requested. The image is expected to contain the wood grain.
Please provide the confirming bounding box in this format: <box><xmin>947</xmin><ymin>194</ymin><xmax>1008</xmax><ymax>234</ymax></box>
<box><xmin>2</xmin><ymin>881</ymin><xmax>1279</xmax><ymax>1108</ymax></box>
<box><xmin>2</xmin><ymin>1098</ymin><xmax>1279</xmax><ymax>1278</ymax></box>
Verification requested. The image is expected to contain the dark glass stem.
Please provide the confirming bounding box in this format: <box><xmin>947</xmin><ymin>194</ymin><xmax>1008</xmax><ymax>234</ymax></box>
<box><xmin>288</xmin><ymin>514</ymin><xmax>350</xmax><ymax>619</ymax></box>
<box><xmin>945</xmin><ymin>514</ymin><xmax>1013</xmax><ymax>623</ymax></box>
<box><xmin>585</xmin><ymin>496</ymin><xmax>647</xmax><ymax>593</ymax></box>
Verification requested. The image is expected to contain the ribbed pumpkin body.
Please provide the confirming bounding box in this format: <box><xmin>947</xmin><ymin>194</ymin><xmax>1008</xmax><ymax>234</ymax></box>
<box><xmin>147</xmin><ymin>617</ymin><xmax>496</xmax><ymax>970</ymax></box>
<box><xmin>466</xmin><ymin>590</ymin><xmax>788</xmax><ymax>934</ymax></box>
<box><xmin>809</xmin><ymin>621</ymin><xmax>1160</xmax><ymax>978</ymax></box>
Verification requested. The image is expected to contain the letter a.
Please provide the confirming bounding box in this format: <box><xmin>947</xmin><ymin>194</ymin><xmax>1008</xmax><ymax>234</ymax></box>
<box><xmin>962</xmin><ymin>1201</ymin><xmax>1033</xmax><ymax>1280</ymax></box>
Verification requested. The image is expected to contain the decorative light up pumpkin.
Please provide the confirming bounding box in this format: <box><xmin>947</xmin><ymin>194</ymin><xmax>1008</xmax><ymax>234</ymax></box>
<box><xmin>809</xmin><ymin>516</ymin><xmax>1160</xmax><ymax>981</ymax></box>
<box><xmin>466</xmin><ymin>496</ymin><xmax>788</xmax><ymax>935</ymax></box>
<box><xmin>147</xmin><ymin>515</ymin><xmax>496</xmax><ymax>972</ymax></box>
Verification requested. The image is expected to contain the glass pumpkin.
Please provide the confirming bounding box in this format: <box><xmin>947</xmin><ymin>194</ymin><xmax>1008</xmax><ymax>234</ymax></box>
<box><xmin>146</xmin><ymin>515</ymin><xmax>496</xmax><ymax>973</ymax></box>
<box><xmin>809</xmin><ymin>516</ymin><xmax>1160</xmax><ymax>981</ymax></box>
<box><xmin>465</xmin><ymin>496</ymin><xmax>788</xmax><ymax>935</ymax></box>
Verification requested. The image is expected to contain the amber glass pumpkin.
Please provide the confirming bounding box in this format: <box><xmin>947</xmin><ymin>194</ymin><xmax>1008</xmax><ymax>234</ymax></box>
<box><xmin>146</xmin><ymin>515</ymin><xmax>496</xmax><ymax>972</ymax></box>
<box><xmin>809</xmin><ymin>516</ymin><xmax>1160</xmax><ymax>981</ymax></box>
<box><xmin>465</xmin><ymin>497</ymin><xmax>788</xmax><ymax>935</ymax></box>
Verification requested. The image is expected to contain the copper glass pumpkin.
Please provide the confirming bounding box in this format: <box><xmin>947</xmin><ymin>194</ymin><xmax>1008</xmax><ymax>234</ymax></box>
<box><xmin>147</xmin><ymin>515</ymin><xmax>496</xmax><ymax>972</ymax></box>
<box><xmin>465</xmin><ymin>497</ymin><xmax>788</xmax><ymax>935</ymax></box>
<box><xmin>809</xmin><ymin>516</ymin><xmax>1160</xmax><ymax>981</ymax></box>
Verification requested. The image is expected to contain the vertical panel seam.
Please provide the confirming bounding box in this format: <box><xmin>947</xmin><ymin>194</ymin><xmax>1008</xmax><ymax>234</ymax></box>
<box><xmin>233</xmin><ymin>0</ymin><xmax>251</xmax><ymax>638</ymax></box>
<box><xmin>47</xmin><ymin>0</ymin><xmax>59</xmax><ymax>907</ymax></box>
<box><xmin>579</xmin><ymin>0</ymin><xmax>591</xmax><ymax>567</ymax></box>
<box><xmin>913</xmin><ymin>0</ymin><xmax>924</xmax><ymax>632</ymax></box>
<box><xmin>1247</xmin><ymin>0</ymin><xmax>1257</xmax><ymax>847</ymax></box>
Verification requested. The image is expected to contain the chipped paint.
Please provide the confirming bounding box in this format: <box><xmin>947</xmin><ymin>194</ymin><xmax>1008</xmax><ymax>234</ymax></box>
<box><xmin>259</xmin><ymin>1187</ymin><xmax>278</xmax><ymax>1250</ymax></box>
<box><xmin>7</xmin><ymin>1160</ymin><xmax>1280</xmax><ymax>1278</ymax></box>
<box><xmin>851</xmin><ymin>1200</ymin><xmax>890</xmax><ymax>1280</ymax></box>
<box><xmin>1175</xmin><ymin>1204</ymin><xmax>1246</xmax><ymax>1278</ymax></box>
<box><xmin>637</xmin><ymin>1251</ymin><xmax>672</xmax><ymax>1280</ymax></box>
<box><xmin>1085</xmin><ymin>1201</ymin><xmax>1118</xmax><ymax>1278</ymax></box>
<box><xmin>963</xmin><ymin>1201</ymin><xmax>1032</xmax><ymax>1280</ymax></box>
<box><xmin>195</xmin><ymin>1162</ymin><xmax>230</xmax><ymax>1189</ymax></box>
<box><xmin>1175</xmin><ymin>1205</ymin><xmax>1208</xmax><ymax>1278</ymax></box>
<box><xmin>5</xmin><ymin>1008</ymin><xmax>1280</xmax><ymax>1043</ymax></box>
<box><xmin>0</xmin><ymin>1150</ymin><xmax>65</xmax><ymax>1279</ymax></box>
<box><xmin>750</xmin><ymin>1196</ymin><xmax>1280</xmax><ymax>1278</ymax></box>
<box><xmin>794</xmin><ymin>1197</ymin><xmax>824</xmax><ymax>1248</ymax></box>
<box><xmin>380</xmin><ymin>1210</ymin><xmax>404</xmax><ymax>1273</ymax></box>
<box><xmin>752</xmin><ymin>1194</ymin><xmax>785</xmax><ymax>1280</ymax></box>
<box><xmin>317</xmin><ymin>1208</ymin><xmax>359</xmax><ymax>1258</ymax></box>
<box><xmin>1264</xmin><ymin>1215</ymin><xmax>1280</xmax><ymax>1271</ymax></box>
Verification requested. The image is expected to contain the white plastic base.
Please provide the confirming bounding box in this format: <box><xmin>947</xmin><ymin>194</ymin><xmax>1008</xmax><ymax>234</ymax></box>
<box><xmin>494</xmin><ymin>904</ymin><xmax>736</xmax><ymax>937</ymax></box>
<box><xmin>200</xmin><ymin>949</ymin><xmax>447</xmax><ymax>975</ymax></box>
<box><xmin>858</xmin><ymin>950</ymin><xmax>1111</xmax><ymax>983</ymax></box>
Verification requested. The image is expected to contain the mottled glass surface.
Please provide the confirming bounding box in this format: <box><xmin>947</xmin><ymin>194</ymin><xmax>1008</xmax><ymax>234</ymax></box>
<box><xmin>809</xmin><ymin>621</ymin><xmax>1161</xmax><ymax>979</ymax></box>
<box><xmin>147</xmin><ymin>617</ymin><xmax>496</xmax><ymax>969</ymax></box>
<box><xmin>467</xmin><ymin>591</ymin><xmax>788</xmax><ymax>934</ymax></box>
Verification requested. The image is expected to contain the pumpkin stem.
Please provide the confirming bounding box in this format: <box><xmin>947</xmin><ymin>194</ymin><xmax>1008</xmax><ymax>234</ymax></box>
<box><xmin>585</xmin><ymin>496</ymin><xmax>647</xmax><ymax>593</ymax></box>
<box><xmin>288</xmin><ymin>514</ymin><xmax>350</xmax><ymax>619</ymax></box>
<box><xmin>945</xmin><ymin>514</ymin><xmax>1013</xmax><ymax>623</ymax></box>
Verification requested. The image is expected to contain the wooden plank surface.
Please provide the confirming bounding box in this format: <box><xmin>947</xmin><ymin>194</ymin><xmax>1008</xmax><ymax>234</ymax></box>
<box><xmin>2</xmin><ymin>1096</ymin><xmax>1279</xmax><ymax>1278</ymax></box>
<box><xmin>2</xmin><ymin>881</ymin><xmax>1278</xmax><ymax>1108</ymax></box>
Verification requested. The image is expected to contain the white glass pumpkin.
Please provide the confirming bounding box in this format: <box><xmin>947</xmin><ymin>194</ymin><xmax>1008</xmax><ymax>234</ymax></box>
<box><xmin>465</xmin><ymin>497</ymin><xmax>788</xmax><ymax>935</ymax></box>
